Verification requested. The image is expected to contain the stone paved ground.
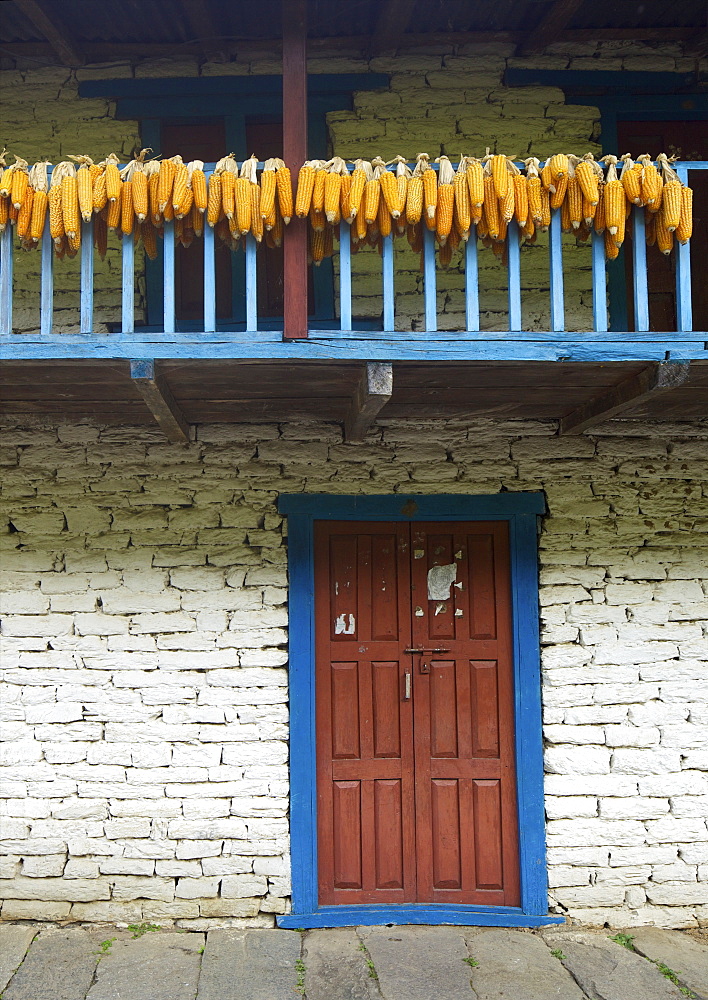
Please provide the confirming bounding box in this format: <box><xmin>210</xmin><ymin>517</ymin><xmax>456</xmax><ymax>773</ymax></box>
<box><xmin>0</xmin><ymin>923</ymin><xmax>706</xmax><ymax>1000</ymax></box>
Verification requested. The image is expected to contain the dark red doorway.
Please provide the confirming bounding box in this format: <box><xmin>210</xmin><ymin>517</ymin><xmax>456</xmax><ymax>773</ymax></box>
<box><xmin>314</xmin><ymin>521</ymin><xmax>520</xmax><ymax>907</ymax></box>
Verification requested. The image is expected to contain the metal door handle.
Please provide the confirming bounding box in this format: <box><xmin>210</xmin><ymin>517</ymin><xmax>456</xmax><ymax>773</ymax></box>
<box><xmin>403</xmin><ymin>672</ymin><xmax>411</xmax><ymax>700</ymax></box>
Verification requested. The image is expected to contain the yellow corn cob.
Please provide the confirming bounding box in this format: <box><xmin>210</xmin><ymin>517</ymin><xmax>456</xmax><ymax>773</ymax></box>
<box><xmin>61</xmin><ymin>174</ymin><xmax>79</xmax><ymax>239</ymax></box>
<box><xmin>604</xmin><ymin>227</ymin><xmax>619</xmax><ymax>260</ymax></box>
<box><xmin>0</xmin><ymin>166</ymin><xmax>13</xmax><ymax>199</ymax></box>
<box><xmin>311</xmin><ymin>227</ymin><xmax>326</xmax><ymax>265</ymax></box>
<box><xmin>250</xmin><ymin>184</ymin><xmax>263</xmax><ymax>242</ymax></box>
<box><xmin>575</xmin><ymin>156</ymin><xmax>599</xmax><ymax>205</ymax></box>
<box><xmin>448</xmin><ymin>220</ymin><xmax>461</xmax><ymax>251</ymax></box>
<box><xmin>604</xmin><ymin>180</ymin><xmax>624</xmax><ymax>237</ymax></box>
<box><xmin>192</xmin><ymin>168</ymin><xmax>207</xmax><ymax>213</ymax></box>
<box><xmin>29</xmin><ymin>189</ymin><xmax>48</xmax><ymax>242</ymax></box>
<box><xmin>339</xmin><ymin>171</ymin><xmax>352</xmax><ymax>220</ymax></box>
<box><xmin>656</xmin><ymin>209</ymin><xmax>673</xmax><ymax>255</ymax></box>
<box><xmin>439</xmin><ymin>240</ymin><xmax>453</xmax><ymax>269</ymax></box>
<box><xmin>0</xmin><ymin>195</ymin><xmax>8</xmax><ymax>233</ymax></box>
<box><xmin>275</xmin><ymin>163</ymin><xmax>293</xmax><ymax>224</ymax></box>
<box><xmin>500</xmin><ymin>181</ymin><xmax>515</xmax><ymax>223</ymax></box>
<box><xmin>76</xmin><ymin>165</ymin><xmax>93</xmax><ymax>223</ymax></box>
<box><xmin>308</xmin><ymin>199</ymin><xmax>325</xmax><ymax>232</ymax></box>
<box><xmin>260</xmin><ymin>160</ymin><xmax>277</xmax><ymax>220</ymax></box>
<box><xmin>522</xmin><ymin>215</ymin><xmax>535</xmax><ymax>241</ymax></box>
<box><xmin>207</xmin><ymin>173</ymin><xmax>222</xmax><ymax>227</ymax></box>
<box><xmin>377</xmin><ymin>195</ymin><xmax>392</xmax><ymax>238</ymax></box>
<box><xmin>324</xmin><ymin>170</ymin><xmax>342</xmax><ymax>224</ymax></box>
<box><xmin>106</xmin><ymin>192</ymin><xmax>121</xmax><ymax>230</ymax></box>
<box><xmin>235</xmin><ymin>177</ymin><xmax>252</xmax><ymax>235</ymax></box>
<box><xmin>465</xmin><ymin>158</ymin><xmax>484</xmax><ymax>208</ymax></box>
<box><xmin>121</xmin><ymin>179</ymin><xmax>134</xmax><ymax>235</ymax></box>
<box><xmin>527</xmin><ymin>175</ymin><xmax>542</xmax><ymax>225</ymax></box>
<box><xmin>48</xmin><ymin>185</ymin><xmax>64</xmax><ymax>243</ymax></box>
<box><xmin>67</xmin><ymin>231</ymin><xmax>81</xmax><ymax>256</ymax></box>
<box><xmin>582</xmin><ymin>195</ymin><xmax>597</xmax><ymax>227</ymax></box>
<box><xmin>434</xmin><ymin>156</ymin><xmax>455</xmax><ymax>243</ymax></box>
<box><xmin>105</xmin><ymin>154</ymin><xmax>121</xmax><ymax>203</ymax></box>
<box><xmin>549</xmin><ymin>174</ymin><xmax>567</xmax><ymax>210</ymax></box>
<box><xmin>347</xmin><ymin>164</ymin><xmax>367</xmax><ymax>220</ymax></box>
<box><xmin>10</xmin><ymin>159</ymin><xmax>29</xmax><ymax>211</ymax></box>
<box><xmin>560</xmin><ymin>195</ymin><xmax>572</xmax><ymax>234</ymax></box>
<box><xmin>395</xmin><ymin>158</ymin><xmax>410</xmax><ymax>217</ymax></box>
<box><xmin>619</xmin><ymin>155</ymin><xmax>641</xmax><ymax>206</ymax></box>
<box><xmin>355</xmin><ymin>206</ymin><xmax>367</xmax><ymax>243</ymax></box>
<box><xmin>312</xmin><ymin>167</ymin><xmax>327</xmax><ymax>213</ymax></box>
<box><xmin>639</xmin><ymin>155</ymin><xmax>662</xmax><ymax>209</ymax></box>
<box><xmin>171</xmin><ymin>160</ymin><xmax>189</xmax><ymax>212</ymax></box>
<box><xmin>147</xmin><ymin>170</ymin><xmax>160</xmax><ymax>224</ymax></box>
<box><xmin>158</xmin><ymin>158</ymin><xmax>175</xmax><ymax>213</ymax></box>
<box><xmin>540</xmin><ymin>187</ymin><xmax>551</xmax><ymax>230</ymax></box>
<box><xmin>490</xmin><ymin>154</ymin><xmax>508</xmax><ymax>200</ymax></box>
<box><xmin>512</xmin><ymin>174</ymin><xmax>528</xmax><ymax>227</ymax></box>
<box><xmin>549</xmin><ymin>153</ymin><xmax>569</xmax><ymax>182</ymax></box>
<box><xmin>221</xmin><ymin>170</ymin><xmax>236</xmax><ymax>220</ymax></box>
<box><xmin>497</xmin><ymin>215</ymin><xmax>508</xmax><ymax>243</ymax></box>
<box><xmin>132</xmin><ymin>168</ymin><xmax>148</xmax><ymax>223</ymax></box>
<box><xmin>295</xmin><ymin>161</ymin><xmax>317</xmax><ymax>218</ymax></box>
<box><xmin>613</xmin><ymin>203</ymin><xmax>626</xmax><ymax>248</ymax></box>
<box><xmin>93</xmin><ymin>170</ymin><xmax>107</xmax><ymax>213</ymax></box>
<box><xmin>140</xmin><ymin>221</ymin><xmax>158</xmax><ymax>260</ymax></box>
<box><xmin>661</xmin><ymin>179</ymin><xmax>682</xmax><ymax>232</ymax></box>
<box><xmin>482</xmin><ymin>175</ymin><xmax>500</xmax><ymax>240</ymax></box>
<box><xmin>454</xmin><ymin>164</ymin><xmax>470</xmax><ymax>237</ymax></box>
<box><xmin>17</xmin><ymin>186</ymin><xmax>33</xmax><ymax>239</ymax></box>
<box><xmin>422</xmin><ymin>162</ymin><xmax>437</xmax><ymax>220</ymax></box>
<box><xmin>190</xmin><ymin>200</ymin><xmax>203</xmax><ymax>238</ymax></box>
<box><xmin>176</xmin><ymin>184</ymin><xmax>193</xmax><ymax>220</ymax></box>
<box><xmin>566</xmin><ymin>176</ymin><xmax>583</xmax><ymax>230</ymax></box>
<box><xmin>541</xmin><ymin>159</ymin><xmax>554</xmax><ymax>191</ymax></box>
<box><xmin>594</xmin><ymin>186</ymin><xmax>606</xmax><ymax>234</ymax></box>
<box><xmin>676</xmin><ymin>186</ymin><xmax>693</xmax><ymax>244</ymax></box>
<box><xmin>405</xmin><ymin>176</ymin><xmax>423</xmax><ymax>225</ymax></box>
<box><xmin>271</xmin><ymin>208</ymin><xmax>284</xmax><ymax>247</ymax></box>
<box><xmin>364</xmin><ymin>177</ymin><xmax>381</xmax><ymax>225</ymax></box>
<box><xmin>379</xmin><ymin>166</ymin><xmax>399</xmax><ymax>219</ymax></box>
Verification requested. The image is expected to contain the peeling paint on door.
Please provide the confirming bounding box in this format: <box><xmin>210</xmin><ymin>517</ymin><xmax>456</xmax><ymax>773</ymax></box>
<box><xmin>334</xmin><ymin>613</ymin><xmax>356</xmax><ymax>634</ymax></box>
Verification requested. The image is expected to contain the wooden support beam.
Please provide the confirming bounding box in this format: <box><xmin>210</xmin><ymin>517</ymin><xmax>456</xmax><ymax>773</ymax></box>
<box><xmin>517</xmin><ymin>0</ymin><xmax>586</xmax><ymax>55</ymax></box>
<box><xmin>368</xmin><ymin>0</ymin><xmax>417</xmax><ymax>55</ymax></box>
<box><xmin>558</xmin><ymin>361</ymin><xmax>691</xmax><ymax>435</ymax></box>
<box><xmin>179</xmin><ymin>0</ymin><xmax>222</xmax><ymax>55</ymax></box>
<box><xmin>130</xmin><ymin>360</ymin><xmax>191</xmax><ymax>444</ymax></box>
<box><xmin>282</xmin><ymin>0</ymin><xmax>308</xmax><ymax>341</ymax></box>
<box><xmin>12</xmin><ymin>0</ymin><xmax>83</xmax><ymax>66</ymax></box>
<box><xmin>345</xmin><ymin>363</ymin><xmax>393</xmax><ymax>443</ymax></box>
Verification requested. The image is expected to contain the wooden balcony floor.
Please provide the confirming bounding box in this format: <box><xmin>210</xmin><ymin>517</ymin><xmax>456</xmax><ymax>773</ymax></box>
<box><xmin>1</xmin><ymin>359</ymin><xmax>706</xmax><ymax>426</ymax></box>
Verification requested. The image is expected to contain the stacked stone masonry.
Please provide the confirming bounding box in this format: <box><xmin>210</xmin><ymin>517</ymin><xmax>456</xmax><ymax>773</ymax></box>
<box><xmin>0</xmin><ymin>416</ymin><xmax>706</xmax><ymax>929</ymax></box>
<box><xmin>2</xmin><ymin>39</ymin><xmax>698</xmax><ymax>334</ymax></box>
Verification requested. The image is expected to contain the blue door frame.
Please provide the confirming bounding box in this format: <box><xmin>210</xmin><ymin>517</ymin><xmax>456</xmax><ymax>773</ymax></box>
<box><xmin>276</xmin><ymin>492</ymin><xmax>562</xmax><ymax>929</ymax></box>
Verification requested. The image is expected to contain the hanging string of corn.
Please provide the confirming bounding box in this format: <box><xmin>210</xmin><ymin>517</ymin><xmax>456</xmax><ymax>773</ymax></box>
<box><xmin>0</xmin><ymin>152</ymin><xmax>694</xmax><ymax>269</ymax></box>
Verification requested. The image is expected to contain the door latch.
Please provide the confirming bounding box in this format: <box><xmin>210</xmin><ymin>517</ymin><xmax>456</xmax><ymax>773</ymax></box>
<box><xmin>404</xmin><ymin>647</ymin><xmax>451</xmax><ymax>654</ymax></box>
<box><xmin>403</xmin><ymin>672</ymin><xmax>411</xmax><ymax>700</ymax></box>
<box><xmin>420</xmin><ymin>661</ymin><xmax>430</xmax><ymax>675</ymax></box>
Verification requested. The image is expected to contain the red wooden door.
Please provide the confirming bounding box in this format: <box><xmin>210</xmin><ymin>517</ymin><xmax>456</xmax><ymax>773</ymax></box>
<box><xmin>314</xmin><ymin>521</ymin><xmax>520</xmax><ymax>908</ymax></box>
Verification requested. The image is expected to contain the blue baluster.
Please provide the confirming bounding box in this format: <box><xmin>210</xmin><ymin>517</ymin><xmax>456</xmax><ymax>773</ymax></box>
<box><xmin>0</xmin><ymin>225</ymin><xmax>13</xmax><ymax>335</ymax></box>
<box><xmin>549</xmin><ymin>208</ymin><xmax>564</xmax><ymax>333</ymax></box>
<box><xmin>382</xmin><ymin>234</ymin><xmax>394</xmax><ymax>333</ymax></box>
<box><xmin>163</xmin><ymin>219</ymin><xmax>175</xmax><ymax>334</ymax></box>
<box><xmin>632</xmin><ymin>206</ymin><xmax>649</xmax><ymax>332</ymax></box>
<box><xmin>40</xmin><ymin>222</ymin><xmax>53</xmax><ymax>336</ymax></box>
<box><xmin>591</xmin><ymin>229</ymin><xmax>608</xmax><ymax>333</ymax></box>
<box><xmin>423</xmin><ymin>225</ymin><xmax>437</xmax><ymax>333</ymax></box>
<box><xmin>507</xmin><ymin>220</ymin><xmax>521</xmax><ymax>332</ymax></box>
<box><xmin>203</xmin><ymin>217</ymin><xmax>216</xmax><ymax>333</ymax></box>
<box><xmin>245</xmin><ymin>234</ymin><xmax>257</xmax><ymax>332</ymax></box>
<box><xmin>674</xmin><ymin>163</ymin><xmax>693</xmax><ymax>333</ymax></box>
<box><xmin>80</xmin><ymin>219</ymin><xmax>94</xmax><ymax>334</ymax></box>
<box><xmin>339</xmin><ymin>219</ymin><xmax>351</xmax><ymax>332</ymax></box>
<box><xmin>122</xmin><ymin>230</ymin><xmax>134</xmax><ymax>334</ymax></box>
<box><xmin>464</xmin><ymin>229</ymin><xmax>479</xmax><ymax>333</ymax></box>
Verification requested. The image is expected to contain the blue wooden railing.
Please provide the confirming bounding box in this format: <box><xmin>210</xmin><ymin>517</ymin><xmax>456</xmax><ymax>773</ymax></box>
<box><xmin>0</xmin><ymin>161</ymin><xmax>704</xmax><ymax>344</ymax></box>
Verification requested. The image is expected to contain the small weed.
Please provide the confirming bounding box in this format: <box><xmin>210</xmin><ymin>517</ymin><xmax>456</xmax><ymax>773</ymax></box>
<box><xmin>550</xmin><ymin>948</ymin><xmax>566</xmax><ymax>961</ymax></box>
<box><xmin>294</xmin><ymin>957</ymin><xmax>306</xmax><ymax>995</ymax></box>
<box><xmin>609</xmin><ymin>932</ymin><xmax>635</xmax><ymax>951</ymax></box>
<box><xmin>197</xmin><ymin>946</ymin><xmax>205</xmax><ymax>955</ymax></box>
<box><xmin>127</xmin><ymin>922</ymin><xmax>160</xmax><ymax>939</ymax></box>
<box><xmin>95</xmin><ymin>937</ymin><xmax>116</xmax><ymax>958</ymax></box>
<box><xmin>463</xmin><ymin>956</ymin><xmax>479</xmax><ymax>968</ymax></box>
<box><xmin>365</xmin><ymin>957</ymin><xmax>378</xmax><ymax>980</ymax></box>
<box><xmin>357</xmin><ymin>941</ymin><xmax>366</xmax><ymax>952</ymax></box>
<box><xmin>651</xmin><ymin>960</ymin><xmax>696</xmax><ymax>998</ymax></box>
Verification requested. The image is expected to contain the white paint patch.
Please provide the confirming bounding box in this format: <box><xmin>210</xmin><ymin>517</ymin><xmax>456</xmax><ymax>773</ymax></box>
<box><xmin>334</xmin><ymin>613</ymin><xmax>356</xmax><ymax>634</ymax></box>
<box><xmin>415</xmin><ymin>606</ymin><xmax>424</xmax><ymax>616</ymax></box>
<box><xmin>414</xmin><ymin>549</ymin><xmax>425</xmax><ymax>559</ymax></box>
<box><xmin>434</xmin><ymin>602</ymin><xmax>447</xmax><ymax>615</ymax></box>
<box><xmin>427</xmin><ymin>563</ymin><xmax>457</xmax><ymax>600</ymax></box>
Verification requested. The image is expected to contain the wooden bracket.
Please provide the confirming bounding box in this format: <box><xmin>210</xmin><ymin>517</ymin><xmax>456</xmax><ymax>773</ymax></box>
<box><xmin>130</xmin><ymin>360</ymin><xmax>191</xmax><ymax>444</ymax></box>
<box><xmin>345</xmin><ymin>362</ymin><xmax>393</xmax><ymax>443</ymax></box>
<box><xmin>368</xmin><ymin>0</ymin><xmax>417</xmax><ymax>55</ymax></box>
<box><xmin>516</xmin><ymin>0</ymin><xmax>585</xmax><ymax>55</ymax></box>
<box><xmin>13</xmin><ymin>0</ymin><xmax>84</xmax><ymax>66</ymax></box>
<box><xmin>558</xmin><ymin>361</ymin><xmax>691</xmax><ymax>435</ymax></box>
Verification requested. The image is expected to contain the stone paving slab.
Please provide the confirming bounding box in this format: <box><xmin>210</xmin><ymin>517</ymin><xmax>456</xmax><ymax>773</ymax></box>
<box><xmin>0</xmin><ymin>925</ymin><xmax>37</xmax><ymax>993</ymax></box>
<box><xmin>196</xmin><ymin>928</ymin><xmax>302</xmax><ymax>1000</ymax></box>
<box><xmin>3</xmin><ymin>927</ymin><xmax>104</xmax><ymax>1000</ymax></box>
<box><xmin>630</xmin><ymin>927</ymin><xmax>708</xmax><ymax>1000</ymax></box>
<box><xmin>359</xmin><ymin>925</ymin><xmax>476</xmax><ymax>1000</ymax></box>
<box><xmin>302</xmin><ymin>928</ymin><xmax>379</xmax><ymax>1000</ymax></box>
<box><xmin>542</xmin><ymin>930</ymin><xmax>687</xmax><ymax>1000</ymax></box>
<box><xmin>86</xmin><ymin>932</ymin><xmax>205</xmax><ymax>1000</ymax></box>
<box><xmin>463</xmin><ymin>928</ymin><xmax>587</xmax><ymax>999</ymax></box>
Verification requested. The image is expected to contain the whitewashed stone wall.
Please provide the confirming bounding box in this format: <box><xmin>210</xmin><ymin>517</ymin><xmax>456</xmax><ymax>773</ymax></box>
<box><xmin>0</xmin><ymin>416</ymin><xmax>706</xmax><ymax>929</ymax></box>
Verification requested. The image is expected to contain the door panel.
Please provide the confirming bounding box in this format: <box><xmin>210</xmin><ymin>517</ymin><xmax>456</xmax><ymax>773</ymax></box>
<box><xmin>315</xmin><ymin>520</ymin><xmax>520</xmax><ymax>908</ymax></box>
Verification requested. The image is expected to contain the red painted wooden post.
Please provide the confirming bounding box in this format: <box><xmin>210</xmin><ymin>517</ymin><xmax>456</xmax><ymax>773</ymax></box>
<box><xmin>282</xmin><ymin>0</ymin><xmax>308</xmax><ymax>340</ymax></box>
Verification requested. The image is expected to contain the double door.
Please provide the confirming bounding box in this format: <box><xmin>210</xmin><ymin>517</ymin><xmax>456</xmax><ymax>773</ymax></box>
<box><xmin>314</xmin><ymin>521</ymin><xmax>520</xmax><ymax>907</ymax></box>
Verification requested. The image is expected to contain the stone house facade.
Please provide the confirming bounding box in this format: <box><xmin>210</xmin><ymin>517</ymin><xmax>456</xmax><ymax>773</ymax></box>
<box><xmin>0</xmin><ymin>11</ymin><xmax>706</xmax><ymax>932</ymax></box>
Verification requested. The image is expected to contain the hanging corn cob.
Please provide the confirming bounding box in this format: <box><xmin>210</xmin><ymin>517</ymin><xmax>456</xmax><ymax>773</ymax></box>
<box><xmin>27</xmin><ymin>161</ymin><xmax>49</xmax><ymax>246</ymax></box>
<box><xmin>453</xmin><ymin>158</ymin><xmax>471</xmax><ymax>241</ymax></box>
<box><xmin>638</xmin><ymin>153</ymin><xmax>663</xmax><ymax>212</ymax></box>
<box><xmin>405</xmin><ymin>155</ymin><xmax>425</xmax><ymax>226</ymax></box>
<box><xmin>434</xmin><ymin>155</ymin><xmax>455</xmax><ymax>245</ymax></box>
<box><xmin>325</xmin><ymin>157</ymin><xmax>347</xmax><ymax>224</ymax></box>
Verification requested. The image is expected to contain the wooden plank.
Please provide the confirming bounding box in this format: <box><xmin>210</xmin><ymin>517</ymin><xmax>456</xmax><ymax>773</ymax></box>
<box><xmin>558</xmin><ymin>361</ymin><xmax>692</xmax><ymax>435</ymax></box>
<box><xmin>631</xmin><ymin>207</ymin><xmax>649</xmax><ymax>332</ymax></box>
<box><xmin>282</xmin><ymin>0</ymin><xmax>308</xmax><ymax>340</ymax></box>
<box><xmin>423</xmin><ymin>227</ymin><xmax>437</xmax><ymax>333</ymax></box>
<box><xmin>517</xmin><ymin>0</ymin><xmax>586</xmax><ymax>55</ymax></box>
<box><xmin>163</xmin><ymin>220</ymin><xmax>175</xmax><ymax>334</ymax></box>
<box><xmin>549</xmin><ymin>208</ymin><xmax>564</xmax><ymax>333</ymax></box>
<box><xmin>674</xmin><ymin>162</ymin><xmax>693</xmax><ymax>333</ymax></box>
<box><xmin>12</xmin><ymin>0</ymin><xmax>83</xmax><ymax>65</ymax></box>
<box><xmin>80</xmin><ymin>221</ymin><xmax>93</xmax><ymax>334</ymax></box>
<box><xmin>344</xmin><ymin>362</ymin><xmax>393</xmax><ymax>443</ymax></box>
<box><xmin>507</xmin><ymin>221</ymin><xmax>521</xmax><ymax>332</ymax></box>
<box><xmin>0</xmin><ymin>226</ymin><xmax>13</xmax><ymax>336</ymax></box>
<box><xmin>368</xmin><ymin>0</ymin><xmax>417</xmax><ymax>55</ymax></box>
<box><xmin>591</xmin><ymin>229</ymin><xmax>608</xmax><ymax>334</ymax></box>
<box><xmin>382</xmin><ymin>235</ymin><xmax>395</xmax><ymax>332</ymax></box>
<box><xmin>245</xmin><ymin>234</ymin><xmax>258</xmax><ymax>332</ymax></box>
<box><xmin>465</xmin><ymin>232</ymin><xmax>479</xmax><ymax>333</ymax></box>
<box><xmin>40</xmin><ymin>222</ymin><xmax>53</xmax><ymax>336</ymax></box>
<box><xmin>339</xmin><ymin>219</ymin><xmax>352</xmax><ymax>331</ymax></box>
<box><xmin>129</xmin><ymin>359</ymin><xmax>190</xmax><ymax>443</ymax></box>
